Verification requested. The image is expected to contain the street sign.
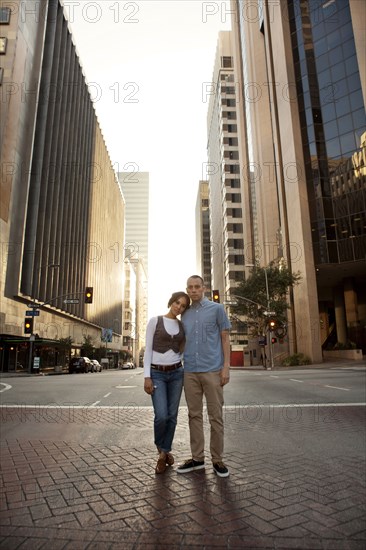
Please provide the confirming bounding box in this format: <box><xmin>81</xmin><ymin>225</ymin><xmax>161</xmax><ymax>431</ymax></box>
<box><xmin>259</xmin><ymin>336</ymin><xmax>267</xmax><ymax>346</ymax></box>
<box><xmin>263</xmin><ymin>311</ymin><xmax>275</xmax><ymax>316</ymax></box>
<box><xmin>27</xmin><ymin>303</ymin><xmax>39</xmax><ymax>309</ymax></box>
<box><xmin>64</xmin><ymin>299</ymin><xmax>79</xmax><ymax>304</ymax></box>
<box><xmin>25</xmin><ymin>310</ymin><xmax>40</xmax><ymax>316</ymax></box>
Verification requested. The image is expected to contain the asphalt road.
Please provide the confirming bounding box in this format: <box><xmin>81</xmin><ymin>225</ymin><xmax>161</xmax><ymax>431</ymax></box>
<box><xmin>1</xmin><ymin>366</ymin><xmax>365</xmax><ymax>407</ymax></box>
<box><xmin>1</xmin><ymin>366</ymin><xmax>365</xmax><ymax>456</ymax></box>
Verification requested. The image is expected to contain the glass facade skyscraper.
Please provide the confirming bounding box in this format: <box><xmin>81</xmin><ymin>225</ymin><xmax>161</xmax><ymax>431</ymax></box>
<box><xmin>289</xmin><ymin>0</ymin><xmax>365</xmax><ymax>265</ymax></box>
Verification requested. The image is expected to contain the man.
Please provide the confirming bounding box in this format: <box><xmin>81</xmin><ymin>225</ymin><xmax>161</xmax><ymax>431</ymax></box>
<box><xmin>177</xmin><ymin>275</ymin><xmax>231</xmax><ymax>478</ymax></box>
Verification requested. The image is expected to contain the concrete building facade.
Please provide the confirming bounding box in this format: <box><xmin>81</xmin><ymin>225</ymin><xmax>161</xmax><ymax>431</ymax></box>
<box><xmin>0</xmin><ymin>0</ymin><xmax>125</xmax><ymax>371</ymax></box>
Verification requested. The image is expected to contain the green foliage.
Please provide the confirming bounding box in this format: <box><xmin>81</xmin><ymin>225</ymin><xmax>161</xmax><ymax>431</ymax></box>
<box><xmin>333</xmin><ymin>340</ymin><xmax>357</xmax><ymax>350</ymax></box>
<box><xmin>232</xmin><ymin>263</ymin><xmax>301</xmax><ymax>336</ymax></box>
<box><xmin>81</xmin><ymin>335</ymin><xmax>95</xmax><ymax>358</ymax></box>
<box><xmin>58</xmin><ymin>336</ymin><xmax>73</xmax><ymax>350</ymax></box>
<box><xmin>282</xmin><ymin>353</ymin><xmax>311</xmax><ymax>366</ymax></box>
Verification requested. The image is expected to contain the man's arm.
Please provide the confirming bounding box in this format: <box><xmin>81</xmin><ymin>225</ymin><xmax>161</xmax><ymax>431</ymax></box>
<box><xmin>220</xmin><ymin>329</ymin><xmax>230</xmax><ymax>386</ymax></box>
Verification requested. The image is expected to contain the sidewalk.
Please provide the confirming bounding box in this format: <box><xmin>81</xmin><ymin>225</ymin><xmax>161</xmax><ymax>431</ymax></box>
<box><xmin>1</xmin><ymin>357</ymin><xmax>365</xmax><ymax>378</ymax></box>
<box><xmin>1</xmin><ymin>398</ymin><xmax>365</xmax><ymax>548</ymax></box>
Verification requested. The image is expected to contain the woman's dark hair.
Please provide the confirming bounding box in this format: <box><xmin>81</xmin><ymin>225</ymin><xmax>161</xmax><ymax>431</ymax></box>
<box><xmin>168</xmin><ymin>291</ymin><xmax>190</xmax><ymax>309</ymax></box>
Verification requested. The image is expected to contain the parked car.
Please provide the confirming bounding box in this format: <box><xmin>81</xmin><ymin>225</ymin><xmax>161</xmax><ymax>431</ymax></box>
<box><xmin>69</xmin><ymin>357</ymin><xmax>93</xmax><ymax>374</ymax></box>
<box><xmin>91</xmin><ymin>359</ymin><xmax>102</xmax><ymax>373</ymax></box>
<box><xmin>120</xmin><ymin>361</ymin><xmax>135</xmax><ymax>369</ymax></box>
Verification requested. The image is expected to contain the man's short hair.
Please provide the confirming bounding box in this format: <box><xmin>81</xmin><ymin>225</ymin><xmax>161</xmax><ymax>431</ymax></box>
<box><xmin>187</xmin><ymin>275</ymin><xmax>204</xmax><ymax>285</ymax></box>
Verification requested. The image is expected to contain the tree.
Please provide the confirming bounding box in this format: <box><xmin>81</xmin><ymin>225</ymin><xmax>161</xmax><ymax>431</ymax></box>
<box><xmin>81</xmin><ymin>335</ymin><xmax>95</xmax><ymax>358</ymax></box>
<box><xmin>232</xmin><ymin>263</ymin><xmax>301</xmax><ymax>337</ymax></box>
<box><xmin>57</xmin><ymin>336</ymin><xmax>74</xmax><ymax>366</ymax></box>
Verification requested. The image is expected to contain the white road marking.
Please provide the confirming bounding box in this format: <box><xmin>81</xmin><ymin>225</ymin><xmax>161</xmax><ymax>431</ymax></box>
<box><xmin>0</xmin><ymin>383</ymin><xmax>12</xmax><ymax>393</ymax></box>
<box><xmin>115</xmin><ymin>385</ymin><xmax>137</xmax><ymax>389</ymax></box>
<box><xmin>290</xmin><ymin>379</ymin><xmax>303</xmax><ymax>383</ymax></box>
<box><xmin>270</xmin><ymin>375</ymin><xmax>279</xmax><ymax>378</ymax></box>
<box><xmin>103</xmin><ymin>393</ymin><xmax>111</xmax><ymax>398</ymax></box>
<box><xmin>325</xmin><ymin>385</ymin><xmax>350</xmax><ymax>391</ymax></box>
<box><xmin>1</xmin><ymin>403</ymin><xmax>365</xmax><ymax>409</ymax></box>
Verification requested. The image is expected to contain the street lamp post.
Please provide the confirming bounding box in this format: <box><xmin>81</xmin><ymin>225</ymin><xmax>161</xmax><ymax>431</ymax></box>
<box><xmin>263</xmin><ymin>268</ymin><xmax>274</xmax><ymax>370</ymax></box>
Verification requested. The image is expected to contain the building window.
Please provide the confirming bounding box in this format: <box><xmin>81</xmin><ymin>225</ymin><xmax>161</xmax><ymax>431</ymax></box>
<box><xmin>227</xmin><ymin>124</ymin><xmax>237</xmax><ymax>133</ymax></box>
<box><xmin>0</xmin><ymin>37</ymin><xmax>7</xmax><ymax>54</ymax></box>
<box><xmin>0</xmin><ymin>7</ymin><xmax>10</xmax><ymax>24</ymax></box>
<box><xmin>222</xmin><ymin>56</ymin><xmax>233</xmax><ymax>68</ymax></box>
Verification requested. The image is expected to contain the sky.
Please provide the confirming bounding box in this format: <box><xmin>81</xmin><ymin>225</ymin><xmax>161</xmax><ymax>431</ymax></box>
<box><xmin>64</xmin><ymin>0</ymin><xmax>232</xmax><ymax>317</ymax></box>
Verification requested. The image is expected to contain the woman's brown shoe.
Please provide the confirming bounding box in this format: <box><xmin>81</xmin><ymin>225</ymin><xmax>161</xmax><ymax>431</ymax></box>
<box><xmin>155</xmin><ymin>457</ymin><xmax>167</xmax><ymax>474</ymax></box>
<box><xmin>165</xmin><ymin>453</ymin><xmax>174</xmax><ymax>466</ymax></box>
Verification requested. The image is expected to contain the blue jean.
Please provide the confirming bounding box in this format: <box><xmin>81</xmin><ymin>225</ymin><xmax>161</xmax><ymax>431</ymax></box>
<box><xmin>151</xmin><ymin>367</ymin><xmax>184</xmax><ymax>453</ymax></box>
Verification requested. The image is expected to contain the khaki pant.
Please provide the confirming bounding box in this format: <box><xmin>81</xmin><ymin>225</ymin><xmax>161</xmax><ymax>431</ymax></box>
<box><xmin>183</xmin><ymin>371</ymin><xmax>224</xmax><ymax>463</ymax></box>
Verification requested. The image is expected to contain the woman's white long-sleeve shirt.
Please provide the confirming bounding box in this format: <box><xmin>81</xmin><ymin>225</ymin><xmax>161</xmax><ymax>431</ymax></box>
<box><xmin>143</xmin><ymin>316</ymin><xmax>183</xmax><ymax>378</ymax></box>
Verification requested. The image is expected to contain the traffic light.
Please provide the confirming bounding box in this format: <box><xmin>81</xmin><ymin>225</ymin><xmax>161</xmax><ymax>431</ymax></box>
<box><xmin>84</xmin><ymin>287</ymin><xmax>93</xmax><ymax>303</ymax></box>
<box><xmin>268</xmin><ymin>318</ymin><xmax>277</xmax><ymax>331</ymax></box>
<box><xmin>212</xmin><ymin>290</ymin><xmax>220</xmax><ymax>303</ymax></box>
<box><xmin>24</xmin><ymin>317</ymin><xmax>34</xmax><ymax>334</ymax></box>
<box><xmin>271</xmin><ymin>337</ymin><xmax>277</xmax><ymax>344</ymax></box>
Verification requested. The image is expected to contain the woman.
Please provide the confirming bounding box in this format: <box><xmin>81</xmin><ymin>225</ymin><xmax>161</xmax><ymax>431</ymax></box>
<box><xmin>144</xmin><ymin>291</ymin><xmax>190</xmax><ymax>474</ymax></box>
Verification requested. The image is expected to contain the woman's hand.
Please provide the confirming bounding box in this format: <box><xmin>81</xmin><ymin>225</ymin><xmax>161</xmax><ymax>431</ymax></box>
<box><xmin>144</xmin><ymin>377</ymin><xmax>154</xmax><ymax>394</ymax></box>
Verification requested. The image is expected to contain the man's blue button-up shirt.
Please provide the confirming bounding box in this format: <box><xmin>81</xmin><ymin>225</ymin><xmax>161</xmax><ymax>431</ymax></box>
<box><xmin>182</xmin><ymin>297</ymin><xmax>231</xmax><ymax>373</ymax></box>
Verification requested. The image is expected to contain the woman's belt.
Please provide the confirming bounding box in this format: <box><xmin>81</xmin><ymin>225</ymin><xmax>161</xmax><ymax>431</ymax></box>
<box><xmin>151</xmin><ymin>361</ymin><xmax>182</xmax><ymax>372</ymax></box>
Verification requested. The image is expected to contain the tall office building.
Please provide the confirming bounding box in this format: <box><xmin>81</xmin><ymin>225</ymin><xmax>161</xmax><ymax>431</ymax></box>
<box><xmin>231</xmin><ymin>0</ymin><xmax>366</xmax><ymax>360</ymax></box>
<box><xmin>206</xmin><ymin>32</ymin><xmax>249</xmax><ymax>360</ymax></box>
<box><xmin>0</xmin><ymin>0</ymin><xmax>125</xmax><ymax>371</ymax></box>
<box><xmin>207</xmin><ymin>32</ymin><xmax>247</xmax><ymax>298</ymax></box>
<box><xmin>118</xmin><ymin>171</ymin><xmax>149</xmax><ymax>276</ymax></box>
<box><xmin>118</xmin><ymin>171</ymin><xmax>149</xmax><ymax>361</ymax></box>
<box><xmin>195</xmin><ymin>180</ymin><xmax>212</xmax><ymax>292</ymax></box>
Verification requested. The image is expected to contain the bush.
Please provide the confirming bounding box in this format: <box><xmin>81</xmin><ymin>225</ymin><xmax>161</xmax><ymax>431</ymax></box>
<box><xmin>333</xmin><ymin>341</ymin><xmax>357</xmax><ymax>350</ymax></box>
<box><xmin>282</xmin><ymin>353</ymin><xmax>312</xmax><ymax>366</ymax></box>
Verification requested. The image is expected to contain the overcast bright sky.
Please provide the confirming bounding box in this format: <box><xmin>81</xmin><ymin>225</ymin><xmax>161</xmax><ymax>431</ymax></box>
<box><xmin>65</xmin><ymin>0</ymin><xmax>231</xmax><ymax>316</ymax></box>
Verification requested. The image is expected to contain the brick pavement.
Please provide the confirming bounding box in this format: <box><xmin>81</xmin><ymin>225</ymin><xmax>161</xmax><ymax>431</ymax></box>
<box><xmin>0</xmin><ymin>407</ymin><xmax>365</xmax><ymax>549</ymax></box>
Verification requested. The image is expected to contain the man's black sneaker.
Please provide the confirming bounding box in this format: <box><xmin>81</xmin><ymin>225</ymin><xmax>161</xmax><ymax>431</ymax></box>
<box><xmin>176</xmin><ymin>459</ymin><xmax>205</xmax><ymax>473</ymax></box>
<box><xmin>213</xmin><ymin>462</ymin><xmax>229</xmax><ymax>478</ymax></box>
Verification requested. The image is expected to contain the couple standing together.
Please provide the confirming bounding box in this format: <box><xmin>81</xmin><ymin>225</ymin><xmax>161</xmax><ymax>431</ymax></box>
<box><xmin>143</xmin><ymin>275</ymin><xmax>231</xmax><ymax>478</ymax></box>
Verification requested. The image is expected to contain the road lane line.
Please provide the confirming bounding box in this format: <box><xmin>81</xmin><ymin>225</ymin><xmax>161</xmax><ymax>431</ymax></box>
<box><xmin>0</xmin><ymin>383</ymin><xmax>12</xmax><ymax>393</ymax></box>
<box><xmin>90</xmin><ymin>400</ymin><xmax>101</xmax><ymax>406</ymax></box>
<box><xmin>103</xmin><ymin>393</ymin><xmax>111</xmax><ymax>398</ymax></box>
<box><xmin>1</xmin><ymin>403</ymin><xmax>365</xmax><ymax>409</ymax></box>
<box><xmin>290</xmin><ymin>379</ymin><xmax>303</xmax><ymax>383</ymax></box>
<box><xmin>325</xmin><ymin>385</ymin><xmax>350</xmax><ymax>391</ymax></box>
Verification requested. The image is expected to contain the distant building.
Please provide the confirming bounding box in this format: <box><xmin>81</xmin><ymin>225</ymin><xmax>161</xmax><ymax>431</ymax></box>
<box><xmin>195</xmin><ymin>180</ymin><xmax>212</xmax><ymax>293</ymax></box>
<box><xmin>118</xmin><ymin>171</ymin><xmax>149</xmax><ymax>363</ymax></box>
